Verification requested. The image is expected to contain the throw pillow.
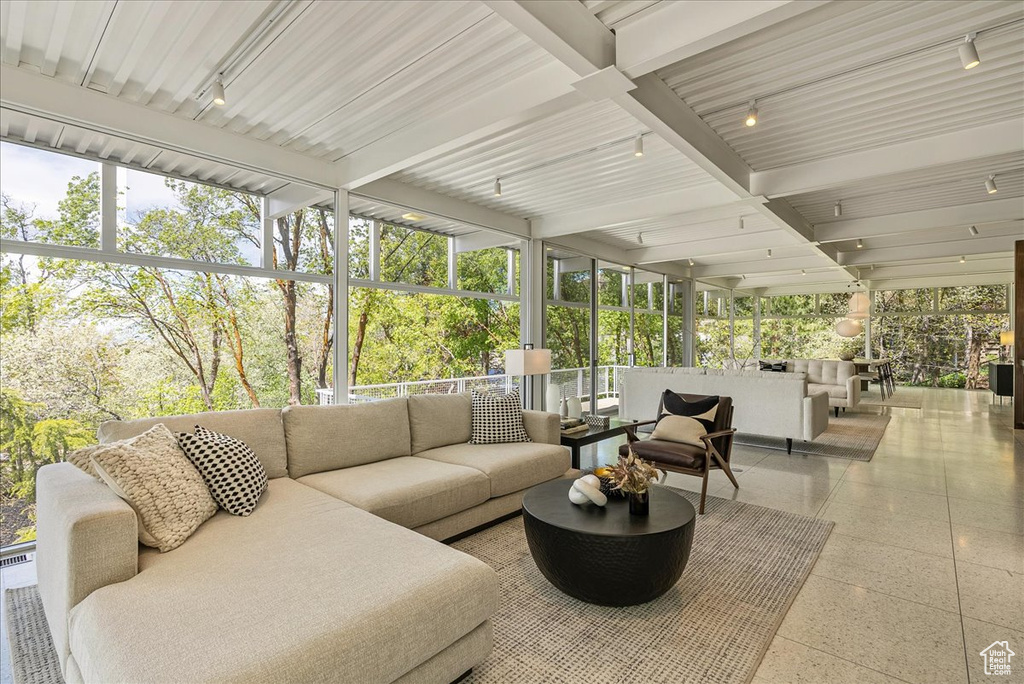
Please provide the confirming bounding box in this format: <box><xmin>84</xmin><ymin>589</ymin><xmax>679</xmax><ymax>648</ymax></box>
<box><xmin>650</xmin><ymin>391</ymin><xmax>720</xmax><ymax>447</ymax></box>
<box><xmin>67</xmin><ymin>444</ymin><xmax>106</xmax><ymax>478</ymax></box>
<box><xmin>90</xmin><ymin>424</ymin><xmax>217</xmax><ymax>552</ymax></box>
<box><xmin>470</xmin><ymin>389</ymin><xmax>532</xmax><ymax>445</ymax></box>
<box><xmin>758</xmin><ymin>361</ymin><xmax>788</xmax><ymax>372</ymax></box>
<box><xmin>176</xmin><ymin>425</ymin><xmax>267</xmax><ymax>516</ymax></box>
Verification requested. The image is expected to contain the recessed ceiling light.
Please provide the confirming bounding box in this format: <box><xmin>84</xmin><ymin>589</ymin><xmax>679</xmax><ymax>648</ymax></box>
<box><xmin>633</xmin><ymin>133</ymin><xmax>644</xmax><ymax>157</ymax></box>
<box><xmin>745</xmin><ymin>101</ymin><xmax>758</xmax><ymax>127</ymax></box>
<box><xmin>959</xmin><ymin>33</ymin><xmax>980</xmax><ymax>70</ymax></box>
<box><xmin>401</xmin><ymin>212</ymin><xmax>425</xmax><ymax>222</ymax></box>
<box><xmin>493</xmin><ymin>178</ymin><xmax>502</xmax><ymax>197</ymax></box>
<box><xmin>968</xmin><ymin>225</ymin><xmax>979</xmax><ymax>236</ymax></box>
<box><xmin>986</xmin><ymin>175</ymin><xmax>997</xmax><ymax>194</ymax></box>
<box><xmin>211</xmin><ymin>76</ymin><xmax>226</xmax><ymax>106</ymax></box>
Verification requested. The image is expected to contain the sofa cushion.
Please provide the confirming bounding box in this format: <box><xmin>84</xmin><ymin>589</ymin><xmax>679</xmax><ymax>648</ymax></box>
<box><xmin>408</xmin><ymin>393</ymin><xmax>471</xmax><ymax>454</ymax></box>
<box><xmin>417</xmin><ymin>442</ymin><xmax>570</xmax><ymax>498</ymax></box>
<box><xmin>808</xmin><ymin>382</ymin><xmax>848</xmax><ymax>399</ymax></box>
<box><xmin>619</xmin><ymin>439</ymin><xmax>706</xmax><ymax>470</ymax></box>
<box><xmin>99</xmin><ymin>409</ymin><xmax>288</xmax><ymax>479</ymax></box>
<box><xmin>283</xmin><ymin>398</ymin><xmax>411</xmax><ymax>478</ymax></box>
<box><xmin>68</xmin><ymin>478</ymin><xmax>497</xmax><ymax>684</ymax></box>
<box><xmin>297</xmin><ymin>457</ymin><xmax>490</xmax><ymax>528</ymax></box>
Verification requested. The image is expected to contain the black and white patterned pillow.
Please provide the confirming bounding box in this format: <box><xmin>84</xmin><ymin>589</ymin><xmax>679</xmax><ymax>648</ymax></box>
<box><xmin>176</xmin><ymin>426</ymin><xmax>267</xmax><ymax>516</ymax></box>
<box><xmin>470</xmin><ymin>390</ymin><xmax>532</xmax><ymax>445</ymax></box>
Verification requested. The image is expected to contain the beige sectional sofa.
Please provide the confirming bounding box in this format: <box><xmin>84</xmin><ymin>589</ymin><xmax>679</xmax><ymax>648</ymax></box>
<box><xmin>761</xmin><ymin>359</ymin><xmax>861</xmax><ymax>415</ymax></box>
<box><xmin>36</xmin><ymin>393</ymin><xmax>568</xmax><ymax>684</ymax></box>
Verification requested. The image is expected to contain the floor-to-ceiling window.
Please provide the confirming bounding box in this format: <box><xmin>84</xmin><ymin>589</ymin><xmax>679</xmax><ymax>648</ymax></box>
<box><xmin>694</xmin><ymin>288</ymin><xmax>732</xmax><ymax>368</ymax></box>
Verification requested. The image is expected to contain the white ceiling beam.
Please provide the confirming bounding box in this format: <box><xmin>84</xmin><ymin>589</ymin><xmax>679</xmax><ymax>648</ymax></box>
<box><xmin>627</xmin><ymin>230</ymin><xmax>784</xmax><ymax>264</ymax></box>
<box><xmin>865</xmin><ymin>257</ymin><xmax>1013</xmax><ymax>280</ymax></box>
<box><xmin>0</xmin><ymin>65</ymin><xmax>337</xmax><ymax>189</ymax></box>
<box><xmin>337</xmin><ymin>63</ymin><xmax>582</xmax><ymax>189</ymax></box>
<box><xmin>816</xmin><ymin>198</ymin><xmax>1024</xmax><ymax>242</ymax></box>
<box><xmin>694</xmin><ymin>255</ymin><xmax>830</xmax><ymax>278</ymax></box>
<box><xmin>453</xmin><ymin>230</ymin><xmax>519</xmax><ymax>253</ymax></box>
<box><xmin>353</xmin><ymin>178</ymin><xmax>529</xmax><ymax>239</ymax></box>
<box><xmin>41</xmin><ymin>1</ymin><xmax>75</xmax><ymax>77</ymax></box>
<box><xmin>2</xmin><ymin>1</ymin><xmax>27</xmax><ymax>66</ymax></box>
<box><xmin>266</xmin><ymin>183</ymin><xmax>332</xmax><ymax>219</ymax></box>
<box><xmin>531</xmin><ymin>184</ymin><xmax>743</xmax><ymax>238</ymax></box>
<box><xmin>616</xmin><ymin>1</ymin><xmax>826</xmax><ymax>78</ymax></box>
<box><xmin>751</xmin><ymin>120</ymin><xmax>1024</xmax><ymax>198</ymax></box>
<box><xmin>545</xmin><ymin>234</ymin><xmax>691</xmax><ymax>279</ymax></box>
<box><xmin>869</xmin><ymin>272</ymin><xmax>1013</xmax><ymax>289</ymax></box>
<box><xmin>849</xmin><ymin>221</ymin><xmax>1024</xmax><ymax>250</ymax></box>
<box><xmin>839</xmin><ymin>236</ymin><xmax>1016</xmax><ymax>266</ymax></box>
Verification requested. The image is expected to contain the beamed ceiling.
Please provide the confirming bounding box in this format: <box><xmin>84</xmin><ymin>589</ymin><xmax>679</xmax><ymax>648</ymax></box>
<box><xmin>1</xmin><ymin>0</ymin><xmax>1021</xmax><ymax>293</ymax></box>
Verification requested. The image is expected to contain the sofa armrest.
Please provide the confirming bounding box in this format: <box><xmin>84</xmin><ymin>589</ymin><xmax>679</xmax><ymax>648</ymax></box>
<box><xmin>802</xmin><ymin>391</ymin><xmax>830</xmax><ymax>441</ymax></box>
<box><xmin>36</xmin><ymin>463</ymin><xmax>138</xmax><ymax>673</ymax></box>
<box><xmin>846</xmin><ymin>374</ymin><xmax>861</xmax><ymax>408</ymax></box>
<box><xmin>522</xmin><ymin>410</ymin><xmax>559</xmax><ymax>445</ymax></box>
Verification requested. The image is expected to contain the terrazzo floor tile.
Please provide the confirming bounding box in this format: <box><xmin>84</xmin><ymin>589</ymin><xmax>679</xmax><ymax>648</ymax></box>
<box><xmin>952</xmin><ymin>524</ymin><xmax>1024</xmax><ymax>573</ymax></box>
<box><xmin>956</xmin><ymin>561</ymin><xmax>1024</xmax><ymax>633</ymax></box>
<box><xmin>818</xmin><ymin>500</ymin><xmax>955</xmax><ymax>557</ymax></box>
<box><xmin>751</xmin><ymin>636</ymin><xmax>909</xmax><ymax>684</ymax></box>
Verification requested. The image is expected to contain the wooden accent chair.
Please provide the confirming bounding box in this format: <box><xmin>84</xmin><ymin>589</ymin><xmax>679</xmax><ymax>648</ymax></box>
<box><xmin>618</xmin><ymin>393</ymin><xmax>738</xmax><ymax>515</ymax></box>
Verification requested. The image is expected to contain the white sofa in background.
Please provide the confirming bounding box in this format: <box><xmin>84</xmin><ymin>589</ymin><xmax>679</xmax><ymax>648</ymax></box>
<box><xmin>36</xmin><ymin>393</ymin><xmax>569</xmax><ymax>684</ymax></box>
<box><xmin>619</xmin><ymin>367</ymin><xmax>830</xmax><ymax>453</ymax></box>
<box><xmin>762</xmin><ymin>359</ymin><xmax>860</xmax><ymax>415</ymax></box>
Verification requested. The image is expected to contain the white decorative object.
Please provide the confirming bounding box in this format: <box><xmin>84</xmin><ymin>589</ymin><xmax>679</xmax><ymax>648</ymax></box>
<box><xmin>545</xmin><ymin>384</ymin><xmax>561</xmax><ymax>413</ymax></box>
<box><xmin>568</xmin><ymin>474</ymin><xmax>607</xmax><ymax>507</ymax></box>
<box><xmin>566</xmin><ymin>396</ymin><xmax>582</xmax><ymax>419</ymax></box>
<box><xmin>835</xmin><ymin>318</ymin><xmax>863</xmax><ymax>337</ymax></box>
<box><xmin>560</xmin><ymin>396</ymin><xmax>568</xmax><ymax>417</ymax></box>
<box><xmin>847</xmin><ymin>292</ymin><xmax>870</xmax><ymax>320</ymax></box>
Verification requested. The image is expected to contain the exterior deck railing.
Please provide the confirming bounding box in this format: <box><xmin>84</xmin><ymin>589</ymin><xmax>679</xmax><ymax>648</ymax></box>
<box><xmin>315</xmin><ymin>365</ymin><xmax>629</xmax><ymax>406</ymax></box>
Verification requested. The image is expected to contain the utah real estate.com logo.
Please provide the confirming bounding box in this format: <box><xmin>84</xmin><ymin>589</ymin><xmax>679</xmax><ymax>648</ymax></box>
<box><xmin>979</xmin><ymin>641</ymin><xmax>1015</xmax><ymax>676</ymax></box>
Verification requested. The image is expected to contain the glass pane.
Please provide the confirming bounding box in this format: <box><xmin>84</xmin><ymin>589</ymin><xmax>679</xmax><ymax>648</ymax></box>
<box><xmin>761</xmin><ymin>317</ymin><xmax>851</xmax><ymax>360</ymax></box>
<box><xmin>734</xmin><ymin>296</ymin><xmax>754</xmax><ymax>318</ymax></box>
<box><xmin>667</xmin><ymin>315</ymin><xmax>686</xmax><ymax>366</ymax></box>
<box><xmin>548</xmin><ymin>254</ymin><xmax>591</xmax><ymax>303</ymax></box>
<box><xmin>695</xmin><ymin>318</ymin><xmax>731</xmax><ymax>368</ymax></box>
<box><xmin>765</xmin><ymin>294</ymin><xmax>814</xmax><ymax>316</ymax></box>
<box><xmin>458</xmin><ymin>247</ymin><xmax>514</xmax><ymax>295</ymax></box>
<box><xmin>733</xmin><ymin>318</ymin><xmax>756</xmax><ymax>362</ymax></box>
<box><xmin>379</xmin><ymin>223</ymin><xmax>447</xmax><ymax>288</ymax></box>
<box><xmin>875</xmin><ymin>288</ymin><xmax>932</xmax><ymax>313</ymax></box>
<box><xmin>120</xmin><ymin>168</ymin><xmax>262</xmax><ymax>266</ymax></box>
<box><xmin>819</xmin><ymin>292</ymin><xmax>850</xmax><ymax>316</ymax></box>
<box><xmin>598</xmin><ymin>267</ymin><xmax>625</xmax><ymax>307</ymax></box>
<box><xmin>634</xmin><ymin>312</ymin><xmax>664</xmax><ymax>367</ymax></box>
<box><xmin>938</xmin><ymin>285</ymin><xmax>1006</xmax><ymax>312</ymax></box>
<box><xmin>348</xmin><ymin>216</ymin><xmax>371</xmax><ymax>279</ymax></box>
<box><xmin>1</xmin><ymin>142</ymin><xmax>100</xmax><ymax>248</ymax></box>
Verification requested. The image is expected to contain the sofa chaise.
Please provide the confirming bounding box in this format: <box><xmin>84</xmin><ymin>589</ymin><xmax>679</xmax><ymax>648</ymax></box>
<box><xmin>619</xmin><ymin>366</ymin><xmax>830</xmax><ymax>452</ymax></box>
<box><xmin>761</xmin><ymin>359</ymin><xmax>861</xmax><ymax>416</ymax></box>
<box><xmin>36</xmin><ymin>393</ymin><xmax>569</xmax><ymax>684</ymax></box>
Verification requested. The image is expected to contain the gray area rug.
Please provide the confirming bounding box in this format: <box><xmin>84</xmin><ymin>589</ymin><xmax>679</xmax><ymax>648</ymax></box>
<box><xmin>455</xmin><ymin>489</ymin><xmax>833</xmax><ymax>684</ymax></box>
<box><xmin>4</xmin><ymin>586</ymin><xmax>64</xmax><ymax>684</ymax></box>
<box><xmin>5</xmin><ymin>491</ymin><xmax>832</xmax><ymax>684</ymax></box>
<box><xmin>734</xmin><ymin>413</ymin><xmax>890</xmax><ymax>461</ymax></box>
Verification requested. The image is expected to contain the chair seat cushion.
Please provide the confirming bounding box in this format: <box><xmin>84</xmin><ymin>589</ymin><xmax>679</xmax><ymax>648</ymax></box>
<box><xmin>69</xmin><ymin>478</ymin><xmax>497</xmax><ymax>684</ymax></box>
<box><xmin>297</xmin><ymin>457</ymin><xmax>490</xmax><ymax>528</ymax></box>
<box><xmin>808</xmin><ymin>383</ymin><xmax>848</xmax><ymax>399</ymax></box>
<box><xmin>417</xmin><ymin>442</ymin><xmax>570</xmax><ymax>497</ymax></box>
<box><xmin>619</xmin><ymin>440</ymin><xmax>706</xmax><ymax>470</ymax></box>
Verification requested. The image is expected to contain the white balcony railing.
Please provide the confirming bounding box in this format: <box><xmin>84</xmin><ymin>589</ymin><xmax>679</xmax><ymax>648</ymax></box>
<box><xmin>316</xmin><ymin>365</ymin><xmax>629</xmax><ymax>406</ymax></box>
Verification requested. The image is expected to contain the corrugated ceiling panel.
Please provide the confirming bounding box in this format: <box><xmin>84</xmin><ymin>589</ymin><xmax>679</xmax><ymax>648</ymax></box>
<box><xmin>790</xmin><ymin>152</ymin><xmax>1024</xmax><ymax>224</ymax></box>
<box><xmin>348</xmin><ymin>196</ymin><xmax>479</xmax><ymax>238</ymax></box>
<box><xmin>583</xmin><ymin>0</ymin><xmax>663</xmax><ymax>28</ymax></box>
<box><xmin>659</xmin><ymin>0</ymin><xmax>1024</xmax><ymax>170</ymax></box>
<box><xmin>392</xmin><ymin>100</ymin><xmax>713</xmax><ymax>219</ymax></box>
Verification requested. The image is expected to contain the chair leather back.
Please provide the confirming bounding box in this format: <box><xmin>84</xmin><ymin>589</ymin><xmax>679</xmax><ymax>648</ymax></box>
<box><xmin>656</xmin><ymin>392</ymin><xmax>734</xmax><ymax>460</ymax></box>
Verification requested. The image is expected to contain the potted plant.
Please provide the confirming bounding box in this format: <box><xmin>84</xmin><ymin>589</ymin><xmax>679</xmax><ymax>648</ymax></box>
<box><xmin>604</xmin><ymin>449</ymin><xmax>663</xmax><ymax>515</ymax></box>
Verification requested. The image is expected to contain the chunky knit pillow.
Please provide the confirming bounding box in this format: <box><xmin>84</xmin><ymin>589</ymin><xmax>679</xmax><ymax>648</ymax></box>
<box><xmin>90</xmin><ymin>424</ymin><xmax>216</xmax><ymax>552</ymax></box>
<box><xmin>470</xmin><ymin>389</ymin><xmax>532</xmax><ymax>445</ymax></box>
<box><xmin>176</xmin><ymin>426</ymin><xmax>267</xmax><ymax>516</ymax></box>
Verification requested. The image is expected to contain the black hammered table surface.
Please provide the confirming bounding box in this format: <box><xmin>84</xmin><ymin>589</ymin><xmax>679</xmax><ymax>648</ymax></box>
<box><xmin>521</xmin><ymin>479</ymin><xmax>695</xmax><ymax>536</ymax></box>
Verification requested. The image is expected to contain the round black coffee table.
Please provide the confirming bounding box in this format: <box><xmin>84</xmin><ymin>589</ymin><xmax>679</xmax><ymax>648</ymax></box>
<box><xmin>521</xmin><ymin>479</ymin><xmax>696</xmax><ymax>606</ymax></box>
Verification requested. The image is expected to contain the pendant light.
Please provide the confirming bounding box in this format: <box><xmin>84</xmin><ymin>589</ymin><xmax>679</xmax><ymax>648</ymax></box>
<box><xmin>835</xmin><ymin>318</ymin><xmax>863</xmax><ymax>338</ymax></box>
<box><xmin>847</xmin><ymin>291</ymin><xmax>870</xmax><ymax>320</ymax></box>
<box><xmin>633</xmin><ymin>133</ymin><xmax>644</xmax><ymax>157</ymax></box>
<box><xmin>959</xmin><ymin>33</ymin><xmax>980</xmax><ymax>70</ymax></box>
<box><xmin>493</xmin><ymin>178</ymin><xmax>502</xmax><ymax>197</ymax></box>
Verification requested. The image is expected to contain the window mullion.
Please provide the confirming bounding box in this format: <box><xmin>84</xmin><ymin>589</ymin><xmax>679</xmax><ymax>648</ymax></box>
<box><xmin>100</xmin><ymin>163</ymin><xmax>117</xmax><ymax>252</ymax></box>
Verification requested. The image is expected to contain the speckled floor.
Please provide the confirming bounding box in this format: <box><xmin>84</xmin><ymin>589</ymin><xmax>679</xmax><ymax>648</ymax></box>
<box><xmin>3</xmin><ymin>387</ymin><xmax>1020</xmax><ymax>684</ymax></box>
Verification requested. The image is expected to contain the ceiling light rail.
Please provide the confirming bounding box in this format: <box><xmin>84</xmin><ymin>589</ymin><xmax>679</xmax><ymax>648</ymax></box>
<box><xmin>700</xmin><ymin>18</ymin><xmax>1024</xmax><ymax>122</ymax></box>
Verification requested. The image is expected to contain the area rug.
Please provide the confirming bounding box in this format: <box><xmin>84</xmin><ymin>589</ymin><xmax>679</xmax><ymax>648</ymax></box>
<box><xmin>4</xmin><ymin>586</ymin><xmax>64</xmax><ymax>684</ymax></box>
<box><xmin>733</xmin><ymin>413</ymin><xmax>890</xmax><ymax>461</ymax></box>
<box><xmin>454</xmin><ymin>489</ymin><xmax>833</xmax><ymax>684</ymax></box>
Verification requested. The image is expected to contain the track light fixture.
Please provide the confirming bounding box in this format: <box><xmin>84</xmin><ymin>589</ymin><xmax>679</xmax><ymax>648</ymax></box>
<box><xmin>637</xmin><ymin>232</ymin><xmax>644</xmax><ymax>245</ymax></box>
<box><xmin>968</xmin><ymin>225</ymin><xmax>979</xmax><ymax>236</ymax></box>
<box><xmin>633</xmin><ymin>133</ymin><xmax>644</xmax><ymax>158</ymax></box>
<box><xmin>986</xmin><ymin>175</ymin><xmax>997</xmax><ymax>194</ymax></box>
<box><xmin>493</xmin><ymin>178</ymin><xmax>502</xmax><ymax>197</ymax></box>
<box><xmin>211</xmin><ymin>75</ymin><xmax>226</xmax><ymax>106</ymax></box>
<box><xmin>834</xmin><ymin>201</ymin><xmax>842</xmax><ymax>218</ymax></box>
<box><xmin>960</xmin><ymin>255</ymin><xmax>966</xmax><ymax>263</ymax></box>
<box><xmin>745</xmin><ymin>101</ymin><xmax>758</xmax><ymax>127</ymax></box>
<box><xmin>801</xmin><ymin>269</ymin><xmax>807</xmax><ymax>276</ymax></box>
<box><xmin>688</xmin><ymin>258</ymin><xmax>695</xmax><ymax>267</ymax></box>
<box><xmin>738</xmin><ymin>216</ymin><xmax>745</xmax><ymax>230</ymax></box>
<box><xmin>857</xmin><ymin>238</ymin><xmax>863</xmax><ymax>249</ymax></box>
<box><xmin>959</xmin><ymin>33</ymin><xmax>980</xmax><ymax>70</ymax></box>
<box><xmin>767</xmin><ymin>249</ymin><xmax>772</xmax><ymax>258</ymax></box>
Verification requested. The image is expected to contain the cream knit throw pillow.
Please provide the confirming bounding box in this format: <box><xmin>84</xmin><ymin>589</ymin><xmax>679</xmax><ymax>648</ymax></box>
<box><xmin>91</xmin><ymin>424</ymin><xmax>217</xmax><ymax>552</ymax></box>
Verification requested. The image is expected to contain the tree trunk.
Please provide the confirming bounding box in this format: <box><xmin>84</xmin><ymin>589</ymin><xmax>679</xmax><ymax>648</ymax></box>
<box><xmin>281</xmin><ymin>279</ymin><xmax>301</xmax><ymax>405</ymax></box>
<box><xmin>965</xmin><ymin>325</ymin><xmax>982</xmax><ymax>389</ymax></box>
<box><xmin>350</xmin><ymin>309</ymin><xmax>369</xmax><ymax>386</ymax></box>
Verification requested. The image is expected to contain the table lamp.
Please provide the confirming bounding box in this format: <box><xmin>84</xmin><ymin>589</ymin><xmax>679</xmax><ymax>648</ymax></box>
<box><xmin>505</xmin><ymin>345</ymin><xmax>551</xmax><ymax>410</ymax></box>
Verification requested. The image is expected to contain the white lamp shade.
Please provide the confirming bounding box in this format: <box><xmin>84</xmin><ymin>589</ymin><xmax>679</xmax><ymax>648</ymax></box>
<box><xmin>835</xmin><ymin>318</ymin><xmax>863</xmax><ymax>338</ymax></box>
<box><xmin>505</xmin><ymin>348</ymin><xmax>552</xmax><ymax>376</ymax></box>
<box><xmin>1001</xmin><ymin>331</ymin><xmax>1015</xmax><ymax>346</ymax></box>
<box><xmin>847</xmin><ymin>292</ymin><xmax>871</xmax><ymax>320</ymax></box>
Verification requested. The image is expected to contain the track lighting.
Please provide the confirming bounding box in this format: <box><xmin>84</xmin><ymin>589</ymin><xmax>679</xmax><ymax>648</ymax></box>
<box><xmin>637</xmin><ymin>232</ymin><xmax>644</xmax><ymax>245</ymax></box>
<box><xmin>493</xmin><ymin>178</ymin><xmax>502</xmax><ymax>197</ymax></box>
<box><xmin>633</xmin><ymin>133</ymin><xmax>644</xmax><ymax>158</ymax></box>
<box><xmin>834</xmin><ymin>201</ymin><xmax>842</xmax><ymax>218</ymax></box>
<box><xmin>745</xmin><ymin>101</ymin><xmax>758</xmax><ymax>127</ymax></box>
<box><xmin>959</xmin><ymin>33</ymin><xmax>980</xmax><ymax>70</ymax></box>
<box><xmin>738</xmin><ymin>216</ymin><xmax>745</xmax><ymax>230</ymax></box>
<box><xmin>857</xmin><ymin>238</ymin><xmax>863</xmax><ymax>249</ymax></box>
<box><xmin>986</xmin><ymin>175</ymin><xmax>997</xmax><ymax>194</ymax></box>
<box><xmin>801</xmin><ymin>269</ymin><xmax>807</xmax><ymax>276</ymax></box>
<box><xmin>688</xmin><ymin>258</ymin><xmax>695</xmax><ymax>267</ymax></box>
<box><xmin>960</xmin><ymin>255</ymin><xmax>966</xmax><ymax>264</ymax></box>
<box><xmin>968</xmin><ymin>225</ymin><xmax>979</xmax><ymax>236</ymax></box>
<box><xmin>767</xmin><ymin>249</ymin><xmax>772</xmax><ymax>258</ymax></box>
<box><xmin>211</xmin><ymin>75</ymin><xmax>226</xmax><ymax>106</ymax></box>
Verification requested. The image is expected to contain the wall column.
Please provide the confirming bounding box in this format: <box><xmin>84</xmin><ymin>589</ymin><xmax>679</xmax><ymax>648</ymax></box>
<box><xmin>332</xmin><ymin>190</ymin><xmax>349</xmax><ymax>404</ymax></box>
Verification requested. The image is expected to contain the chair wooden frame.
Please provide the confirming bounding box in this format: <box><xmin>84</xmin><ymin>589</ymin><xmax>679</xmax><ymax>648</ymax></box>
<box><xmin>622</xmin><ymin>404</ymin><xmax>738</xmax><ymax>515</ymax></box>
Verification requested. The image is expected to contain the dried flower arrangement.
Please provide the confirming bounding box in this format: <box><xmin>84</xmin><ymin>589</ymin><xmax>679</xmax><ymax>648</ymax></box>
<box><xmin>603</xmin><ymin>448</ymin><xmax>663</xmax><ymax>495</ymax></box>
